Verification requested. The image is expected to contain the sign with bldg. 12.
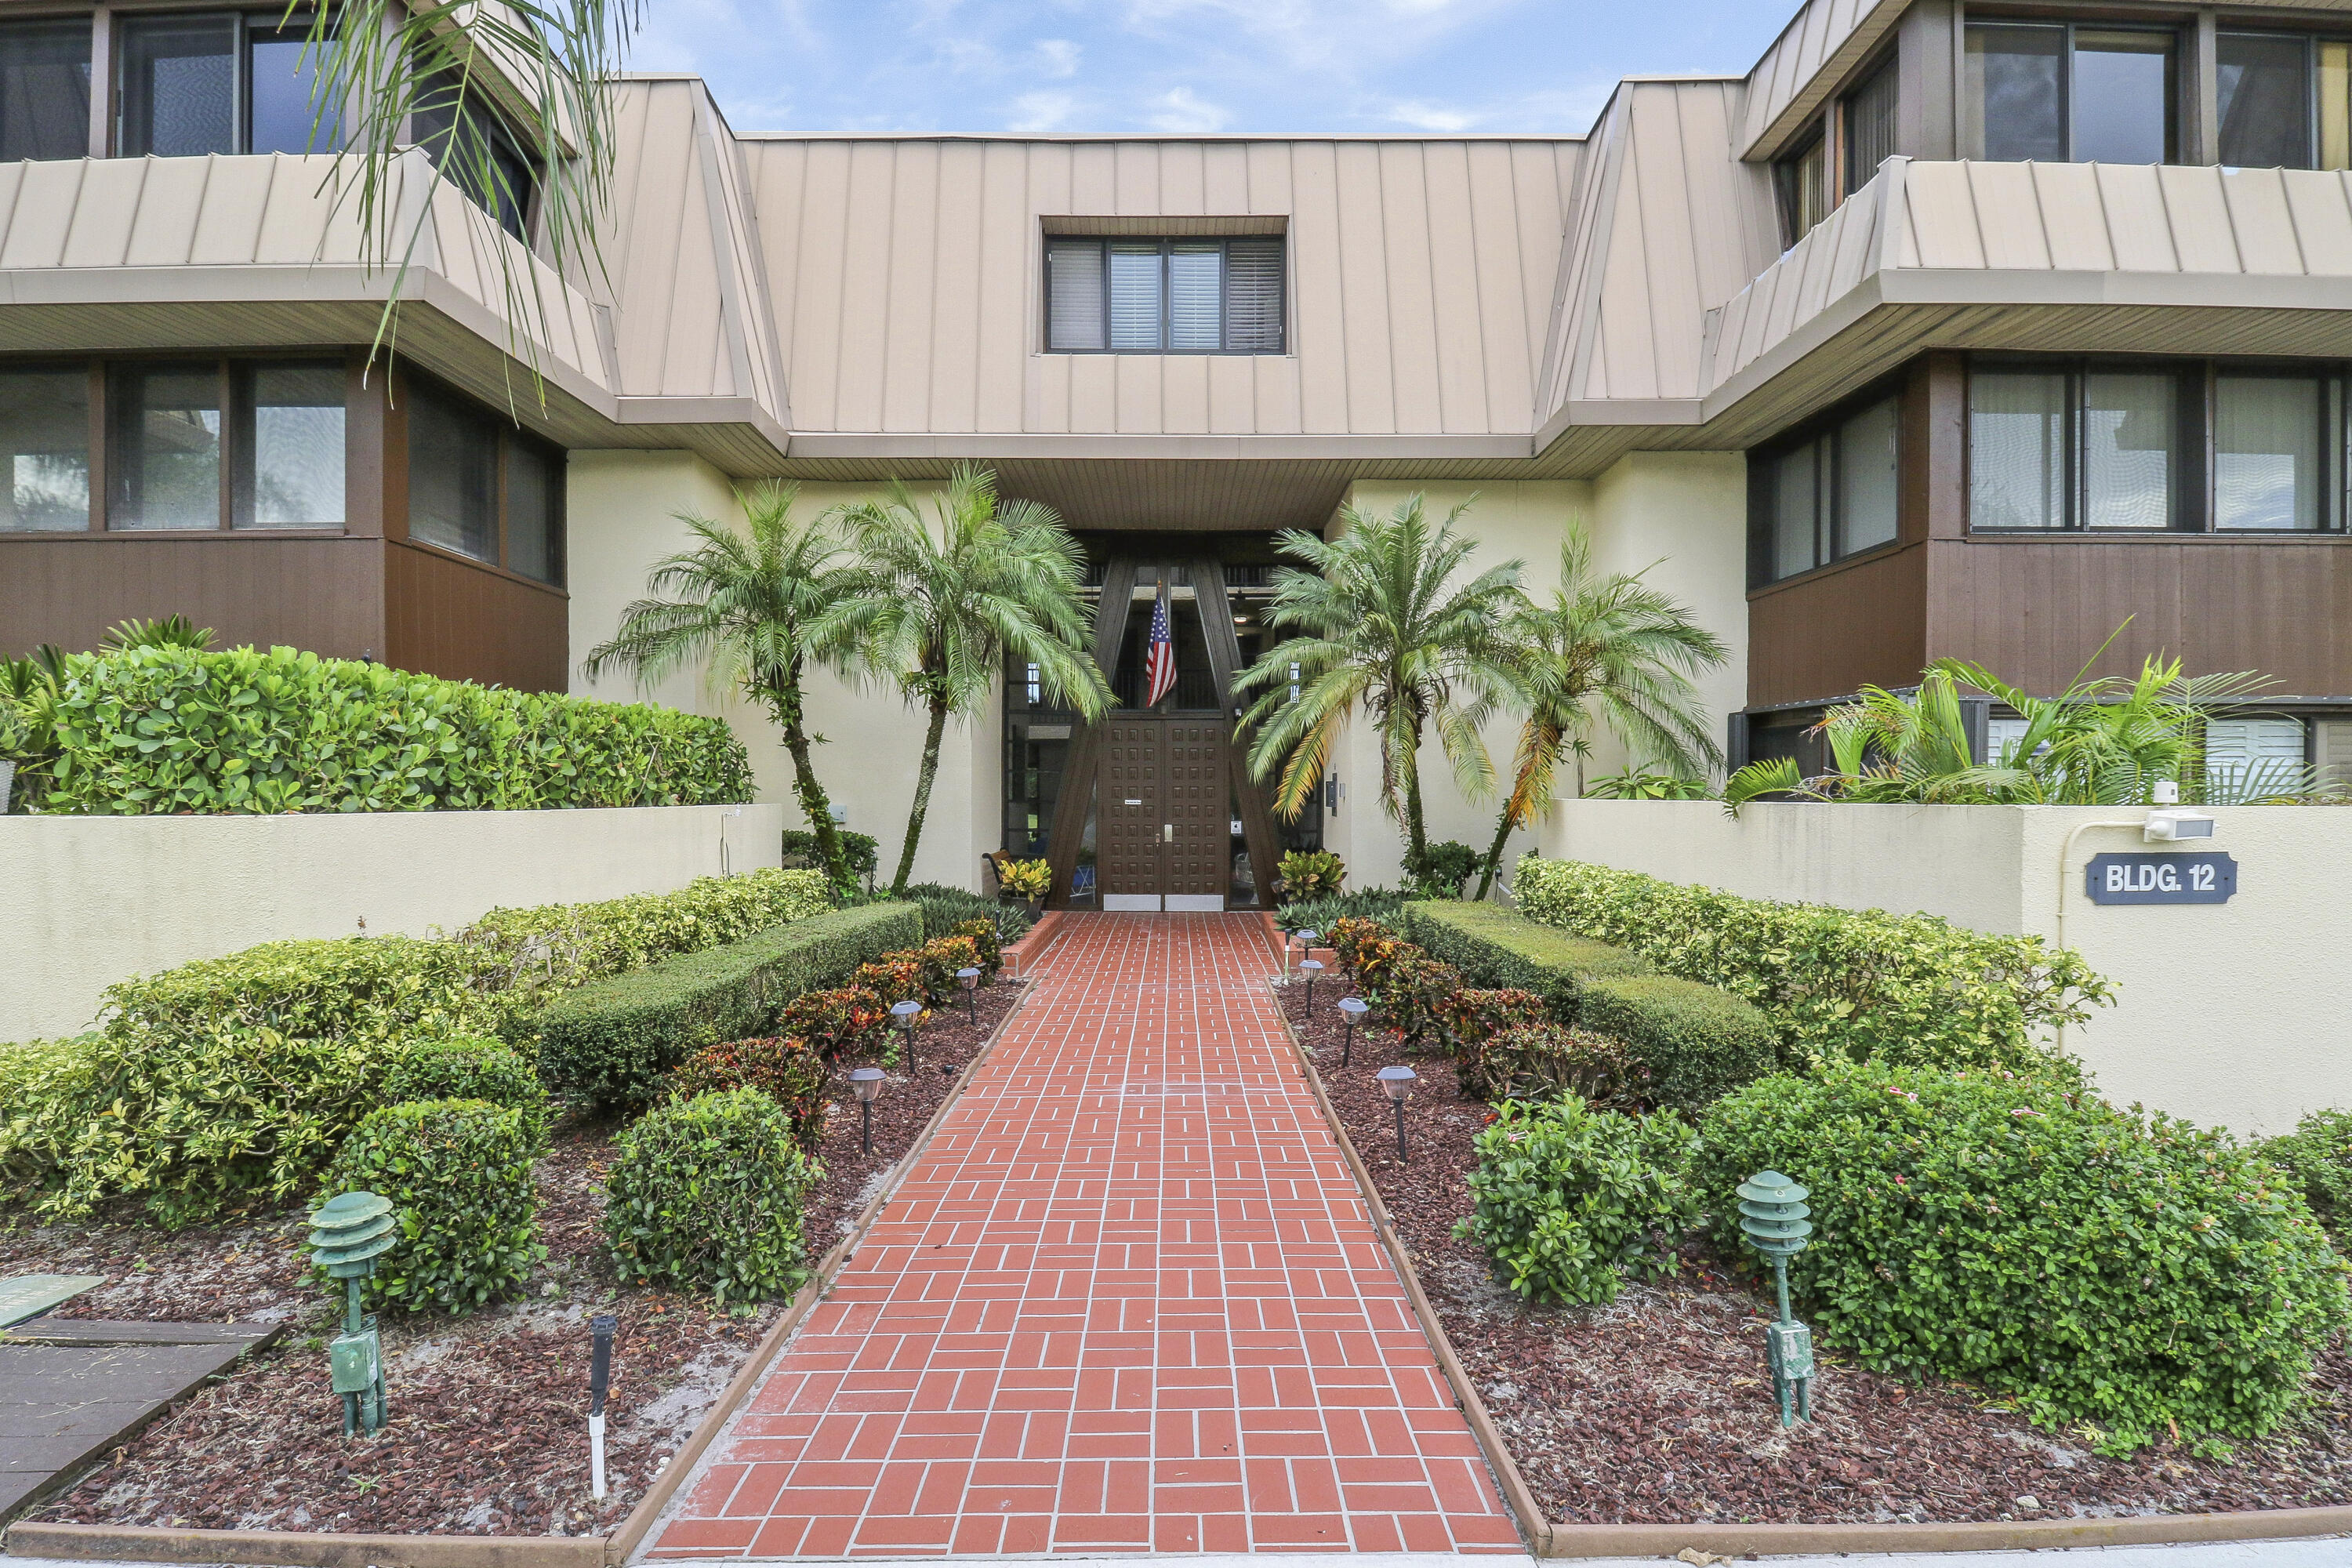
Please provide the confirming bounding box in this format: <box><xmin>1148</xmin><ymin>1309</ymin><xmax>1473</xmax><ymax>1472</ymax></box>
<box><xmin>2085</xmin><ymin>852</ymin><xmax>2238</xmax><ymax>906</ymax></box>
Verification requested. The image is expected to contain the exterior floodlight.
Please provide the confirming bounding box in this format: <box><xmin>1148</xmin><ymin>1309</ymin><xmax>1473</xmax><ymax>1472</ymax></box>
<box><xmin>891</xmin><ymin>999</ymin><xmax>923</xmax><ymax>1066</ymax></box>
<box><xmin>1737</xmin><ymin>1170</ymin><xmax>1816</xmax><ymax>1427</ymax></box>
<box><xmin>957</xmin><ymin>966</ymin><xmax>982</xmax><ymax>1024</ymax></box>
<box><xmin>1376</xmin><ymin>1065</ymin><xmax>1417</xmax><ymax>1161</ymax></box>
<box><xmin>1337</xmin><ymin>996</ymin><xmax>1370</xmax><ymax>1067</ymax></box>
<box><xmin>850</xmin><ymin>1067</ymin><xmax>885</xmax><ymax>1152</ymax></box>
<box><xmin>307</xmin><ymin>1190</ymin><xmax>396</xmax><ymax>1436</ymax></box>
<box><xmin>2144</xmin><ymin>808</ymin><xmax>2216</xmax><ymax>842</ymax></box>
<box><xmin>1298</xmin><ymin>957</ymin><xmax>1324</xmax><ymax>1014</ymax></box>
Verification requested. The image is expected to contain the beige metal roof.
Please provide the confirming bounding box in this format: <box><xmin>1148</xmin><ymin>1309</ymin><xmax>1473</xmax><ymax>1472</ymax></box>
<box><xmin>739</xmin><ymin>135</ymin><xmax>1581</xmax><ymax>441</ymax></box>
<box><xmin>1738</xmin><ymin>0</ymin><xmax>1900</xmax><ymax>162</ymax></box>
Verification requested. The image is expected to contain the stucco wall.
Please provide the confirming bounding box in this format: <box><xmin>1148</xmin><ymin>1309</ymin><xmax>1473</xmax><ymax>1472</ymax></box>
<box><xmin>0</xmin><ymin>804</ymin><xmax>786</xmax><ymax>1041</ymax></box>
<box><xmin>1539</xmin><ymin>798</ymin><xmax>2352</xmax><ymax>1136</ymax></box>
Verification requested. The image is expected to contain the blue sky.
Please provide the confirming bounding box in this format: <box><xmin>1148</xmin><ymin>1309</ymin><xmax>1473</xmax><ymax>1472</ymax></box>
<box><xmin>633</xmin><ymin>1</ymin><xmax>1795</xmax><ymax>138</ymax></box>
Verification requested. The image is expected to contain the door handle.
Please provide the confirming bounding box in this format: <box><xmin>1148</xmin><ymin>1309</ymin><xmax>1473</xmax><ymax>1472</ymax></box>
<box><xmin>1163</xmin><ymin>824</ymin><xmax>1174</xmax><ymax>843</ymax></box>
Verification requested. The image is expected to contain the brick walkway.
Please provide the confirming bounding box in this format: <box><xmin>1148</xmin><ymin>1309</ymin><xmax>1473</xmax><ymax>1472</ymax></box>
<box><xmin>646</xmin><ymin>913</ymin><xmax>1521</xmax><ymax>1559</ymax></box>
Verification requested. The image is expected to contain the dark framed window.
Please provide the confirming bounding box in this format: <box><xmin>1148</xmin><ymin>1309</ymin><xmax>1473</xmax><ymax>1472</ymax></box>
<box><xmin>1043</xmin><ymin>236</ymin><xmax>1285</xmax><ymax>354</ymax></box>
<box><xmin>1965</xmin><ymin>356</ymin><xmax>2348</xmax><ymax>535</ymax></box>
<box><xmin>0</xmin><ymin>365</ymin><xmax>91</xmax><ymax>532</ymax></box>
<box><xmin>412</xmin><ymin>65</ymin><xmax>539</xmax><ymax>241</ymax></box>
<box><xmin>1774</xmin><ymin>129</ymin><xmax>1828</xmax><ymax>246</ymax></box>
<box><xmin>0</xmin><ymin>19</ymin><xmax>91</xmax><ymax>162</ymax></box>
<box><xmin>1842</xmin><ymin>49</ymin><xmax>1899</xmax><ymax>197</ymax></box>
<box><xmin>118</xmin><ymin>12</ymin><xmax>340</xmax><ymax>159</ymax></box>
<box><xmin>1749</xmin><ymin>387</ymin><xmax>1903</xmax><ymax>586</ymax></box>
<box><xmin>1965</xmin><ymin>21</ymin><xmax>2176</xmax><ymax>165</ymax></box>
<box><xmin>105</xmin><ymin>357</ymin><xmax>347</xmax><ymax>532</ymax></box>
<box><xmin>403</xmin><ymin>374</ymin><xmax>565</xmax><ymax>585</ymax></box>
<box><xmin>2218</xmin><ymin>32</ymin><xmax>2352</xmax><ymax>170</ymax></box>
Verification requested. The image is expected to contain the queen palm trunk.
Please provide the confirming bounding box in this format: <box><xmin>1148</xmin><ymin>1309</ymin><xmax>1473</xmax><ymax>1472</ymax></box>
<box><xmin>889</xmin><ymin>691</ymin><xmax>953</xmax><ymax>898</ymax></box>
<box><xmin>771</xmin><ymin>670</ymin><xmax>849</xmax><ymax>888</ymax></box>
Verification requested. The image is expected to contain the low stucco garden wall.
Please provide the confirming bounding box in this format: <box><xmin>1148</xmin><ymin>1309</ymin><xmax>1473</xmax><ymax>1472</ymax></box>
<box><xmin>1538</xmin><ymin>799</ymin><xmax>2352</xmax><ymax>1137</ymax></box>
<box><xmin>1</xmin><ymin>802</ymin><xmax>785</xmax><ymax>1040</ymax></box>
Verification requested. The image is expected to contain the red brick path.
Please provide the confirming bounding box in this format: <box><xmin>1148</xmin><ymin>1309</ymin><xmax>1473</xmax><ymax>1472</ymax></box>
<box><xmin>647</xmin><ymin>913</ymin><xmax>1521</xmax><ymax>1557</ymax></box>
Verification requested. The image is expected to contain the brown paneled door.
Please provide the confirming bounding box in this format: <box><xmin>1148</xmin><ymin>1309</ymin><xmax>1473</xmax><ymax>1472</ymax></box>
<box><xmin>1098</xmin><ymin>717</ymin><xmax>1229</xmax><ymax>912</ymax></box>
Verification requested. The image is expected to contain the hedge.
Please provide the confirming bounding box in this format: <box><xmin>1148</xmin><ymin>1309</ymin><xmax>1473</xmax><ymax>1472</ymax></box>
<box><xmin>1697</xmin><ymin>1063</ymin><xmax>2351</xmax><ymax>1450</ymax></box>
<box><xmin>5</xmin><ymin>643</ymin><xmax>751</xmax><ymax>815</ymax></box>
<box><xmin>528</xmin><ymin>902</ymin><xmax>922</xmax><ymax>1112</ymax></box>
<box><xmin>0</xmin><ymin>868</ymin><xmax>831</xmax><ymax>1224</ymax></box>
<box><xmin>1403</xmin><ymin>901</ymin><xmax>1653</xmax><ymax>1016</ymax></box>
<box><xmin>604</xmin><ymin>1089</ymin><xmax>816</xmax><ymax>1305</ymax></box>
<box><xmin>1515</xmin><ymin>858</ymin><xmax>2112</xmax><ymax>1076</ymax></box>
<box><xmin>1577</xmin><ymin>975</ymin><xmax>1778</xmax><ymax>1112</ymax></box>
<box><xmin>319</xmin><ymin>1098</ymin><xmax>543</xmax><ymax>1314</ymax></box>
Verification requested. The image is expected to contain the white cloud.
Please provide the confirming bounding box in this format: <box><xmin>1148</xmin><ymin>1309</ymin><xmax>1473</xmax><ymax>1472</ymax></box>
<box><xmin>1007</xmin><ymin>90</ymin><xmax>1080</xmax><ymax>132</ymax></box>
<box><xmin>1032</xmin><ymin>38</ymin><xmax>1082</xmax><ymax>78</ymax></box>
<box><xmin>1145</xmin><ymin>85</ymin><xmax>1229</xmax><ymax>132</ymax></box>
<box><xmin>1387</xmin><ymin>99</ymin><xmax>1477</xmax><ymax>132</ymax></box>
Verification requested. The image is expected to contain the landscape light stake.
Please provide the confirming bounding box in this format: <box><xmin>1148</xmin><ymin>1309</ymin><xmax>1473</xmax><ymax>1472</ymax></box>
<box><xmin>851</xmin><ymin>1067</ymin><xmax>885</xmax><ymax>1153</ymax></box>
<box><xmin>1737</xmin><ymin>1170</ymin><xmax>1817</xmax><ymax>1427</ymax></box>
<box><xmin>1298</xmin><ymin>956</ymin><xmax>1324</xmax><ymax>1013</ymax></box>
<box><xmin>305</xmin><ymin>1190</ymin><xmax>396</xmax><ymax>1436</ymax></box>
<box><xmin>958</xmin><ymin>966</ymin><xmax>982</xmax><ymax>1025</ymax></box>
<box><xmin>588</xmin><ymin>1313</ymin><xmax>615</xmax><ymax>1499</ymax></box>
<box><xmin>891</xmin><ymin>1000</ymin><xmax>923</xmax><ymax>1068</ymax></box>
<box><xmin>1338</xmin><ymin>996</ymin><xmax>1369</xmax><ymax>1067</ymax></box>
<box><xmin>1377</xmin><ymin>1065</ymin><xmax>1417</xmax><ymax>1162</ymax></box>
<box><xmin>1288</xmin><ymin>927</ymin><xmax>1319</xmax><ymax>979</ymax></box>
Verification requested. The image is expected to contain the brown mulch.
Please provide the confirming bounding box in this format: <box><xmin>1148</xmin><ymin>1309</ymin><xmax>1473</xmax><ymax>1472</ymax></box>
<box><xmin>1275</xmin><ymin>972</ymin><xmax>2352</xmax><ymax>1526</ymax></box>
<box><xmin>9</xmin><ymin>978</ymin><xmax>1026</xmax><ymax>1537</ymax></box>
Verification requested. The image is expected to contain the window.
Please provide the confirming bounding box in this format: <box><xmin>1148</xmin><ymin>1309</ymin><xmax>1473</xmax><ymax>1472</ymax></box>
<box><xmin>0</xmin><ymin>20</ymin><xmax>90</xmax><ymax>162</ymax></box>
<box><xmin>0</xmin><ymin>367</ymin><xmax>89</xmax><ymax>532</ymax></box>
<box><xmin>232</xmin><ymin>362</ymin><xmax>345</xmax><ymax>528</ymax></box>
<box><xmin>1843</xmin><ymin>50</ymin><xmax>1899</xmax><ymax>197</ymax></box>
<box><xmin>1774</xmin><ymin>130</ymin><xmax>1828</xmax><ymax>245</ymax></box>
<box><xmin>2205</xmin><ymin>717</ymin><xmax>2308</xmax><ymax>798</ymax></box>
<box><xmin>412</xmin><ymin>66</ymin><xmax>538</xmax><ymax>241</ymax></box>
<box><xmin>1968</xmin><ymin>357</ymin><xmax>2352</xmax><ymax>534</ymax></box>
<box><xmin>2219</xmin><ymin>33</ymin><xmax>2352</xmax><ymax>170</ymax></box>
<box><xmin>105</xmin><ymin>358</ymin><xmax>347</xmax><ymax>532</ymax></box>
<box><xmin>1750</xmin><ymin>390</ymin><xmax>1902</xmax><ymax>584</ymax></box>
<box><xmin>118</xmin><ymin>13</ymin><xmax>339</xmax><ymax>159</ymax></box>
<box><xmin>109</xmin><ymin>364</ymin><xmax>222</xmax><ymax>531</ymax></box>
<box><xmin>1043</xmin><ymin>236</ymin><xmax>1285</xmax><ymax>354</ymax></box>
<box><xmin>1965</xmin><ymin>22</ymin><xmax>2176</xmax><ymax>164</ymax></box>
<box><xmin>404</xmin><ymin>376</ymin><xmax>566</xmax><ymax>583</ymax></box>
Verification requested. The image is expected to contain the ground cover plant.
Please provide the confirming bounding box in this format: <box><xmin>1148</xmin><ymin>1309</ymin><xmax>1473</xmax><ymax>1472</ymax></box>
<box><xmin>1517</xmin><ymin>857</ymin><xmax>2111</xmax><ymax>1076</ymax></box>
<box><xmin>2</xmin><ymin>642</ymin><xmax>750</xmax><ymax>815</ymax></box>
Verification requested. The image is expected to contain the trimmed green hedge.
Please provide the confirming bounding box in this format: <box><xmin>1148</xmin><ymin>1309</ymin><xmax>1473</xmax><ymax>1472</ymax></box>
<box><xmin>1577</xmin><ymin>975</ymin><xmax>1777</xmax><ymax>1112</ymax></box>
<box><xmin>528</xmin><ymin>902</ymin><xmax>922</xmax><ymax>1112</ymax></box>
<box><xmin>320</xmin><ymin>1098</ymin><xmax>543</xmax><ymax>1315</ymax></box>
<box><xmin>604</xmin><ymin>1089</ymin><xmax>816</xmax><ymax>1305</ymax></box>
<box><xmin>6</xmin><ymin>643</ymin><xmax>750</xmax><ymax>815</ymax></box>
<box><xmin>1515</xmin><ymin>858</ymin><xmax>2111</xmax><ymax>1076</ymax></box>
<box><xmin>1403</xmin><ymin>901</ymin><xmax>1653</xmax><ymax>1016</ymax></box>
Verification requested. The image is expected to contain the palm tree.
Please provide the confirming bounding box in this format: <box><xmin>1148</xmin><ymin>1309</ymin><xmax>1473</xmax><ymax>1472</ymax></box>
<box><xmin>582</xmin><ymin>483</ymin><xmax>864</xmax><ymax>890</ymax></box>
<box><xmin>833</xmin><ymin>466</ymin><xmax>1110</xmax><ymax>898</ymax></box>
<box><xmin>1232</xmin><ymin>495</ymin><xmax>1529</xmax><ymax>881</ymax></box>
<box><xmin>1470</xmin><ymin>530</ymin><xmax>1727</xmax><ymax>899</ymax></box>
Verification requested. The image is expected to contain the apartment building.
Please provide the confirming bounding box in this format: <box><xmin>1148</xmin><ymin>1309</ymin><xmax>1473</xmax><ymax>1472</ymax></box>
<box><xmin>2</xmin><ymin>0</ymin><xmax>2350</xmax><ymax>906</ymax></box>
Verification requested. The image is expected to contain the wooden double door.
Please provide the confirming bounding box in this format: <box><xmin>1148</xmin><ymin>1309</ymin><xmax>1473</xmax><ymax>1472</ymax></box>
<box><xmin>1098</xmin><ymin>717</ymin><xmax>1230</xmax><ymax>911</ymax></box>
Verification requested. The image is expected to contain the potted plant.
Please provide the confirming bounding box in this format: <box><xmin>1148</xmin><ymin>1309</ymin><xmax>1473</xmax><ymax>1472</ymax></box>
<box><xmin>997</xmin><ymin>857</ymin><xmax>1052</xmax><ymax>914</ymax></box>
<box><xmin>1275</xmin><ymin>848</ymin><xmax>1345</xmax><ymax>902</ymax></box>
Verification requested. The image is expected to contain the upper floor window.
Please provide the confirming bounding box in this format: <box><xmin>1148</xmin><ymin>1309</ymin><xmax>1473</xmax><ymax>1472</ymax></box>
<box><xmin>1750</xmin><ymin>389</ymin><xmax>1901</xmax><ymax>586</ymax></box>
<box><xmin>0</xmin><ymin>20</ymin><xmax>90</xmax><ymax>161</ymax></box>
<box><xmin>412</xmin><ymin>67</ymin><xmax>539</xmax><ymax>242</ymax></box>
<box><xmin>2219</xmin><ymin>33</ymin><xmax>2352</xmax><ymax>170</ymax></box>
<box><xmin>1843</xmin><ymin>49</ymin><xmax>1899</xmax><ymax>196</ymax></box>
<box><xmin>1773</xmin><ymin>131</ymin><xmax>1828</xmax><ymax>247</ymax></box>
<box><xmin>1775</xmin><ymin>47</ymin><xmax>1896</xmax><ymax>248</ymax></box>
<box><xmin>1044</xmin><ymin>236</ymin><xmax>1284</xmax><ymax>354</ymax></box>
<box><xmin>118</xmin><ymin>12</ymin><xmax>338</xmax><ymax>158</ymax></box>
<box><xmin>1965</xmin><ymin>22</ymin><xmax>2176</xmax><ymax>165</ymax></box>
<box><xmin>405</xmin><ymin>375</ymin><xmax>564</xmax><ymax>585</ymax></box>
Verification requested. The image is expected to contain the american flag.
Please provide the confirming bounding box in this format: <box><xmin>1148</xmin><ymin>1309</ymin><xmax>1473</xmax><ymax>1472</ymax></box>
<box><xmin>1143</xmin><ymin>583</ymin><xmax>1178</xmax><ymax>707</ymax></box>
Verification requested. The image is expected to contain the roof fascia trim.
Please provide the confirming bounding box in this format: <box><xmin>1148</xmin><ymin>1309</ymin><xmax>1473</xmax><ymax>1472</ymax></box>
<box><xmin>783</xmin><ymin>433</ymin><xmax>1537</xmax><ymax>460</ymax></box>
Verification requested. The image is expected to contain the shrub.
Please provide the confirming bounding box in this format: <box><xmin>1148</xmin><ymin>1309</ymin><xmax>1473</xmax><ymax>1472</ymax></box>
<box><xmin>1326</xmin><ymin>916</ymin><xmax>1403</xmax><ymax>976</ymax></box>
<box><xmin>1435</xmin><ymin>988</ymin><xmax>1550</xmax><ymax>1060</ymax></box>
<box><xmin>318</xmin><ymin>1098</ymin><xmax>543</xmax><ymax>1315</ymax></box>
<box><xmin>1696</xmin><ymin>1063</ymin><xmax>2352</xmax><ymax>1450</ymax></box>
<box><xmin>670</xmin><ymin>1037</ymin><xmax>829</xmax><ymax>1149</ymax></box>
<box><xmin>902</xmin><ymin>882</ymin><xmax>1037</xmax><ymax>945</ymax></box>
<box><xmin>996</xmin><ymin>858</ymin><xmax>1052</xmax><ymax>900</ymax></box>
<box><xmin>952</xmin><ymin>918</ymin><xmax>1005</xmax><ymax>980</ymax></box>
<box><xmin>1413</xmin><ymin>840</ymin><xmax>1480</xmax><ymax>897</ymax></box>
<box><xmin>2264</xmin><ymin>1109</ymin><xmax>2352</xmax><ymax>1243</ymax></box>
<box><xmin>1577</xmin><ymin>975</ymin><xmax>1778</xmax><ymax>1112</ymax></box>
<box><xmin>1403</xmin><ymin>901</ymin><xmax>1652</xmax><ymax>1018</ymax></box>
<box><xmin>1457</xmin><ymin>1024</ymin><xmax>1649</xmax><ymax>1109</ymax></box>
<box><xmin>775</xmin><ymin>985</ymin><xmax>890</xmax><ymax>1061</ymax></box>
<box><xmin>1457</xmin><ymin>1097</ymin><xmax>1697</xmax><ymax>1305</ymax></box>
<box><xmin>1277</xmin><ymin>848</ymin><xmax>1345</xmax><ymax>899</ymax></box>
<box><xmin>913</xmin><ymin>935</ymin><xmax>985</xmax><ymax>1004</ymax></box>
<box><xmin>1516</xmin><ymin>858</ymin><xmax>2111</xmax><ymax>1076</ymax></box>
<box><xmin>1370</xmin><ymin>953</ymin><xmax>1461</xmax><ymax>1053</ymax></box>
<box><xmin>460</xmin><ymin>869</ymin><xmax>833</xmax><ymax>1004</ymax></box>
<box><xmin>384</xmin><ymin>1035</ymin><xmax>550</xmax><ymax>1149</ymax></box>
<box><xmin>528</xmin><ymin>902</ymin><xmax>921</xmax><ymax>1112</ymax></box>
<box><xmin>603</xmin><ymin>1089</ymin><xmax>816</xmax><ymax>1305</ymax></box>
<box><xmin>9</xmin><ymin>643</ymin><xmax>750</xmax><ymax>815</ymax></box>
<box><xmin>851</xmin><ymin>955</ymin><xmax>924</xmax><ymax>1009</ymax></box>
<box><xmin>1276</xmin><ymin>887</ymin><xmax>1410</xmax><ymax>935</ymax></box>
<box><xmin>781</xmin><ymin>827</ymin><xmax>879</xmax><ymax>885</ymax></box>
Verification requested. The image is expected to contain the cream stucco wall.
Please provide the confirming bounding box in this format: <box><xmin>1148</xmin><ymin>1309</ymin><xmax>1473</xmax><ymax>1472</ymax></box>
<box><xmin>1541</xmin><ymin>798</ymin><xmax>2352</xmax><ymax>1136</ymax></box>
<box><xmin>566</xmin><ymin>456</ymin><xmax>999</xmax><ymax>892</ymax></box>
<box><xmin>0</xmin><ymin>804</ymin><xmax>785</xmax><ymax>1041</ymax></box>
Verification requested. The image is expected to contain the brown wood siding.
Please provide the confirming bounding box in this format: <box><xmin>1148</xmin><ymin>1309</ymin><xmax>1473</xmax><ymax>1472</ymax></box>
<box><xmin>0</xmin><ymin>534</ymin><xmax>384</xmax><ymax>659</ymax></box>
<box><xmin>1747</xmin><ymin>542</ymin><xmax>1929</xmax><ymax>706</ymax></box>
<box><xmin>1925</xmin><ymin>537</ymin><xmax>2352</xmax><ymax>699</ymax></box>
<box><xmin>383</xmin><ymin>540</ymin><xmax>570</xmax><ymax>692</ymax></box>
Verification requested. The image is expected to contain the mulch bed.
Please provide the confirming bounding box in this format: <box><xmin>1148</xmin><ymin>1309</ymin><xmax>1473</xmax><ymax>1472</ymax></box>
<box><xmin>1274</xmin><ymin>973</ymin><xmax>2352</xmax><ymax>1527</ymax></box>
<box><xmin>5</xmin><ymin>978</ymin><xmax>1026</xmax><ymax>1537</ymax></box>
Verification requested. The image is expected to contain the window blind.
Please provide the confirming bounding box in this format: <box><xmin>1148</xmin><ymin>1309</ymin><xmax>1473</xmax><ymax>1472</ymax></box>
<box><xmin>1045</xmin><ymin>241</ymin><xmax>1105</xmax><ymax>351</ymax></box>
<box><xmin>1225</xmin><ymin>238</ymin><xmax>1284</xmax><ymax>352</ymax></box>
<box><xmin>1167</xmin><ymin>242</ymin><xmax>1222</xmax><ymax>351</ymax></box>
<box><xmin>1044</xmin><ymin>235</ymin><xmax>1286</xmax><ymax>354</ymax></box>
<box><xmin>1108</xmin><ymin>242</ymin><xmax>1163</xmax><ymax>350</ymax></box>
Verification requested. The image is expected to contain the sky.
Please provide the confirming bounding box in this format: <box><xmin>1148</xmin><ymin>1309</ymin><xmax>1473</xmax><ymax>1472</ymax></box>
<box><xmin>630</xmin><ymin>0</ymin><xmax>1795</xmax><ymax>139</ymax></box>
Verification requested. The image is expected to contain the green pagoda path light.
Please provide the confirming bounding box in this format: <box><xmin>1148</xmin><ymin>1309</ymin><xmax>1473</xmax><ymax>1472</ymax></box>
<box><xmin>1737</xmin><ymin>1169</ymin><xmax>1815</xmax><ymax>1428</ymax></box>
<box><xmin>307</xmin><ymin>1189</ymin><xmax>396</xmax><ymax>1436</ymax></box>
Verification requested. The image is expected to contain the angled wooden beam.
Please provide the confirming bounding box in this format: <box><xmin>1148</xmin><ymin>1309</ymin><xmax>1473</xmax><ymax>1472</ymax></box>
<box><xmin>1192</xmin><ymin>557</ymin><xmax>1286</xmax><ymax>912</ymax></box>
<box><xmin>1044</xmin><ymin>558</ymin><xmax>1139</xmax><ymax>910</ymax></box>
